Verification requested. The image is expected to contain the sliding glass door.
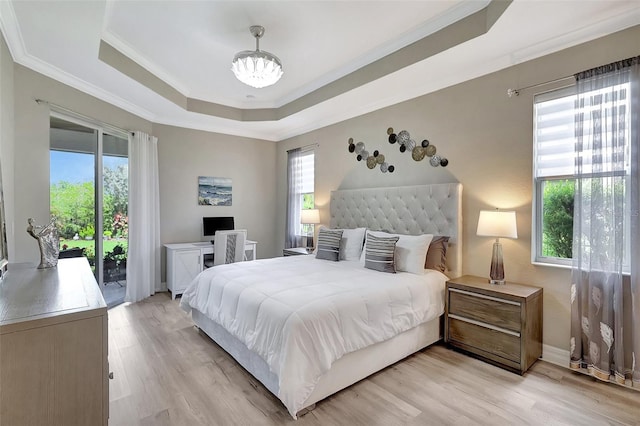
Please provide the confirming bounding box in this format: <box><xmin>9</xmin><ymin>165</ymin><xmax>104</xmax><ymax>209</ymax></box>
<box><xmin>50</xmin><ymin>114</ymin><xmax>128</xmax><ymax>307</ymax></box>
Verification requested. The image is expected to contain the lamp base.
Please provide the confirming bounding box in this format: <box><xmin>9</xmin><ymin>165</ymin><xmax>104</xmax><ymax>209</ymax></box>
<box><xmin>489</xmin><ymin>239</ymin><xmax>506</xmax><ymax>285</ymax></box>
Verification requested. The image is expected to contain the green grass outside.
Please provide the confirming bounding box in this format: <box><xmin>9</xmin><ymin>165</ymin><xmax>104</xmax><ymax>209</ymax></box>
<box><xmin>60</xmin><ymin>238</ymin><xmax>128</xmax><ymax>254</ymax></box>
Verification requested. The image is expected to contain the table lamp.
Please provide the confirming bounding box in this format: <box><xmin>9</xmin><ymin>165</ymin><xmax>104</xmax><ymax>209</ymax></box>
<box><xmin>476</xmin><ymin>209</ymin><xmax>518</xmax><ymax>285</ymax></box>
<box><xmin>300</xmin><ymin>209</ymin><xmax>320</xmax><ymax>250</ymax></box>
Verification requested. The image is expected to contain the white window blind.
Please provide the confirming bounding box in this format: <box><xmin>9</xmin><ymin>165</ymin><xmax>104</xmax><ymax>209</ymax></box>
<box><xmin>293</xmin><ymin>150</ymin><xmax>314</xmax><ymax>238</ymax></box>
<box><xmin>534</xmin><ymin>90</ymin><xmax>575</xmax><ymax>178</ymax></box>
<box><xmin>299</xmin><ymin>150</ymin><xmax>314</xmax><ymax>194</ymax></box>
<box><xmin>534</xmin><ymin>84</ymin><xmax>631</xmax><ymax>179</ymax></box>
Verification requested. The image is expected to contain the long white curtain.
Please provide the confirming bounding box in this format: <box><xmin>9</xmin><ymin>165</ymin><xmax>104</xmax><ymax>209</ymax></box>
<box><xmin>285</xmin><ymin>148</ymin><xmax>303</xmax><ymax>249</ymax></box>
<box><xmin>570</xmin><ymin>56</ymin><xmax>639</xmax><ymax>387</ymax></box>
<box><xmin>125</xmin><ymin>131</ymin><xmax>161</xmax><ymax>303</ymax></box>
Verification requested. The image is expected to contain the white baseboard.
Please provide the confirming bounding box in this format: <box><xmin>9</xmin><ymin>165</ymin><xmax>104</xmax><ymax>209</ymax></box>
<box><xmin>542</xmin><ymin>344</ymin><xmax>570</xmax><ymax>368</ymax></box>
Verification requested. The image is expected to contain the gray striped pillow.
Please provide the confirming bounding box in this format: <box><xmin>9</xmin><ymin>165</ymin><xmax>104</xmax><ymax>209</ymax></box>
<box><xmin>364</xmin><ymin>234</ymin><xmax>399</xmax><ymax>273</ymax></box>
<box><xmin>316</xmin><ymin>229</ymin><xmax>344</xmax><ymax>261</ymax></box>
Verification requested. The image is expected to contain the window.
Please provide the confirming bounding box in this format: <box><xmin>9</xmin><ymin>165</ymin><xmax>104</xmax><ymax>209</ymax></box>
<box><xmin>297</xmin><ymin>150</ymin><xmax>315</xmax><ymax>237</ymax></box>
<box><xmin>50</xmin><ymin>112</ymin><xmax>129</xmax><ymax>307</ymax></box>
<box><xmin>533</xmin><ymin>88</ymin><xmax>576</xmax><ymax>265</ymax></box>
<box><xmin>533</xmin><ymin>84</ymin><xmax>632</xmax><ymax>267</ymax></box>
<box><xmin>285</xmin><ymin>147</ymin><xmax>315</xmax><ymax>249</ymax></box>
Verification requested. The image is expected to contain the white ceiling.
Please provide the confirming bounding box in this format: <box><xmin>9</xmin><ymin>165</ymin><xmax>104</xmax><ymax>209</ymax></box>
<box><xmin>1</xmin><ymin>1</ymin><xmax>639</xmax><ymax>141</ymax></box>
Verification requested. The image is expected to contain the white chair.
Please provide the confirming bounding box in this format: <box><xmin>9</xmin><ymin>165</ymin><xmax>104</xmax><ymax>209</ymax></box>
<box><xmin>212</xmin><ymin>229</ymin><xmax>247</xmax><ymax>266</ymax></box>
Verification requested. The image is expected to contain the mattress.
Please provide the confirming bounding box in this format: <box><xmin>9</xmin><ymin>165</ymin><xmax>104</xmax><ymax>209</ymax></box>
<box><xmin>180</xmin><ymin>255</ymin><xmax>447</xmax><ymax>417</ymax></box>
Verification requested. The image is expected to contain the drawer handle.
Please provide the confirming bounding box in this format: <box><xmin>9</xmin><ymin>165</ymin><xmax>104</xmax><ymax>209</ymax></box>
<box><xmin>109</xmin><ymin>372</ymin><xmax>114</xmax><ymax>380</ymax></box>
<box><xmin>449</xmin><ymin>288</ymin><xmax>521</xmax><ymax>306</ymax></box>
<box><xmin>449</xmin><ymin>314</ymin><xmax>521</xmax><ymax>337</ymax></box>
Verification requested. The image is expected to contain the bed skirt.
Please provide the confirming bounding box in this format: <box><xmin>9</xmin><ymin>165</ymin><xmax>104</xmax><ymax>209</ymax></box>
<box><xmin>191</xmin><ymin>309</ymin><xmax>442</xmax><ymax>416</ymax></box>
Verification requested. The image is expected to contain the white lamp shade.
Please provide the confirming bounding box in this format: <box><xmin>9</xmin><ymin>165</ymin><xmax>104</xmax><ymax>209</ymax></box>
<box><xmin>300</xmin><ymin>209</ymin><xmax>320</xmax><ymax>224</ymax></box>
<box><xmin>476</xmin><ymin>210</ymin><xmax>518</xmax><ymax>239</ymax></box>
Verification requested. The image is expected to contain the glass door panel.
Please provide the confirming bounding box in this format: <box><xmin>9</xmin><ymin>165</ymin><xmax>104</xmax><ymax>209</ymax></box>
<box><xmin>102</xmin><ymin>132</ymin><xmax>128</xmax><ymax>306</ymax></box>
<box><xmin>50</xmin><ymin>117</ymin><xmax>98</xmax><ymax>276</ymax></box>
<box><xmin>50</xmin><ymin>116</ymin><xmax>129</xmax><ymax>308</ymax></box>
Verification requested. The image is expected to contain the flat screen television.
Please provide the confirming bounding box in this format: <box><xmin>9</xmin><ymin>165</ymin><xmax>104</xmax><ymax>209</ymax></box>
<box><xmin>203</xmin><ymin>216</ymin><xmax>234</xmax><ymax>238</ymax></box>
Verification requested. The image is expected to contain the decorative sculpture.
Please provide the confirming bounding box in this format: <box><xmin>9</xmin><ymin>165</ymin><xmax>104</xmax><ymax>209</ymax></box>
<box><xmin>27</xmin><ymin>217</ymin><xmax>59</xmax><ymax>268</ymax></box>
<box><xmin>347</xmin><ymin>138</ymin><xmax>395</xmax><ymax>173</ymax></box>
<box><xmin>347</xmin><ymin>127</ymin><xmax>450</xmax><ymax>172</ymax></box>
<box><xmin>387</xmin><ymin>127</ymin><xmax>449</xmax><ymax>167</ymax></box>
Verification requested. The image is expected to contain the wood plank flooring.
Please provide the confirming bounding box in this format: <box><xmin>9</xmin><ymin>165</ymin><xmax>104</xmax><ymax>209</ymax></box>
<box><xmin>108</xmin><ymin>292</ymin><xmax>640</xmax><ymax>425</ymax></box>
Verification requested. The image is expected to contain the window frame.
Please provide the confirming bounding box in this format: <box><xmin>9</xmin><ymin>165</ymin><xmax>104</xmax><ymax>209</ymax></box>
<box><xmin>532</xmin><ymin>177</ymin><xmax>574</xmax><ymax>267</ymax></box>
<box><xmin>532</xmin><ymin>83</ymin><xmax>632</xmax><ymax>270</ymax></box>
<box><xmin>295</xmin><ymin>149</ymin><xmax>315</xmax><ymax>238</ymax></box>
<box><xmin>532</xmin><ymin>86</ymin><xmax>576</xmax><ymax>267</ymax></box>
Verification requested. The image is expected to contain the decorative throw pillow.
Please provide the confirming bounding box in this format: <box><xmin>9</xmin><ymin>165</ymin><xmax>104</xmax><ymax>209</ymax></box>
<box><xmin>425</xmin><ymin>236</ymin><xmax>450</xmax><ymax>273</ymax></box>
<box><xmin>364</xmin><ymin>234</ymin><xmax>399</xmax><ymax>273</ymax></box>
<box><xmin>362</xmin><ymin>231</ymin><xmax>433</xmax><ymax>274</ymax></box>
<box><xmin>315</xmin><ymin>228</ymin><xmax>344</xmax><ymax>261</ymax></box>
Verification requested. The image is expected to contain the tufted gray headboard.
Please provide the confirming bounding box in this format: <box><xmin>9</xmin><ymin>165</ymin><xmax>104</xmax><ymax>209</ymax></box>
<box><xmin>330</xmin><ymin>183</ymin><xmax>462</xmax><ymax>278</ymax></box>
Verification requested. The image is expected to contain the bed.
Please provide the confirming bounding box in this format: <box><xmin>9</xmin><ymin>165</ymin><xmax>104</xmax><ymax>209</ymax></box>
<box><xmin>180</xmin><ymin>183</ymin><xmax>462</xmax><ymax>418</ymax></box>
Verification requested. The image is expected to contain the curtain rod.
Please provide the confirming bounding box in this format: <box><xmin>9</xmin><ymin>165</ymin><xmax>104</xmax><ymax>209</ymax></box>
<box><xmin>35</xmin><ymin>98</ymin><xmax>134</xmax><ymax>136</ymax></box>
<box><xmin>507</xmin><ymin>75</ymin><xmax>575</xmax><ymax>98</ymax></box>
<box><xmin>287</xmin><ymin>143</ymin><xmax>319</xmax><ymax>153</ymax></box>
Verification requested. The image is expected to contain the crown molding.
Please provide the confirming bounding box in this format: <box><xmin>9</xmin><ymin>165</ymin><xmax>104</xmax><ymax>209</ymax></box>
<box><xmin>0</xmin><ymin>1</ymin><xmax>156</xmax><ymax>122</ymax></box>
<box><xmin>509</xmin><ymin>7</ymin><xmax>640</xmax><ymax>66</ymax></box>
<box><xmin>21</xmin><ymin>52</ymin><xmax>157</xmax><ymax>122</ymax></box>
<box><xmin>151</xmin><ymin>115</ymin><xmax>280</xmax><ymax>142</ymax></box>
<box><xmin>0</xmin><ymin>0</ymin><xmax>26</xmax><ymax>60</ymax></box>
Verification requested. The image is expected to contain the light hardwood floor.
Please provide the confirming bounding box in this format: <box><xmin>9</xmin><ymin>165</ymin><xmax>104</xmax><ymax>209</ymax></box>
<box><xmin>108</xmin><ymin>293</ymin><xmax>640</xmax><ymax>426</ymax></box>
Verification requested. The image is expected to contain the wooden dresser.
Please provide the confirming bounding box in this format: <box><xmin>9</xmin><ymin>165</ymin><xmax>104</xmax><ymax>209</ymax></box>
<box><xmin>0</xmin><ymin>258</ymin><xmax>109</xmax><ymax>425</ymax></box>
<box><xmin>445</xmin><ymin>275</ymin><xmax>542</xmax><ymax>374</ymax></box>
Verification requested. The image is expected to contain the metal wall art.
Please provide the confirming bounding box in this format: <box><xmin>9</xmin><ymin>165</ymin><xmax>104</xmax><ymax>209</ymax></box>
<box><xmin>348</xmin><ymin>127</ymin><xmax>450</xmax><ymax>173</ymax></box>
<box><xmin>347</xmin><ymin>138</ymin><xmax>395</xmax><ymax>173</ymax></box>
<box><xmin>387</xmin><ymin>127</ymin><xmax>449</xmax><ymax>167</ymax></box>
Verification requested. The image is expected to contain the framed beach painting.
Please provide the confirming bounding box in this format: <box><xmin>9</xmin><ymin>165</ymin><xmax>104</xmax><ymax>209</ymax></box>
<box><xmin>198</xmin><ymin>176</ymin><xmax>232</xmax><ymax>206</ymax></box>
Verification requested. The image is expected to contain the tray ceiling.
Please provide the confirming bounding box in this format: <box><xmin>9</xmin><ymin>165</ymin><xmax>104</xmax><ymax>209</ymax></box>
<box><xmin>1</xmin><ymin>1</ymin><xmax>639</xmax><ymax>141</ymax></box>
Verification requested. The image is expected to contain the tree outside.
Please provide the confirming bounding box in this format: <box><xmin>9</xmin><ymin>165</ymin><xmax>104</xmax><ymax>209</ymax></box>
<box><xmin>542</xmin><ymin>179</ymin><xmax>574</xmax><ymax>259</ymax></box>
<box><xmin>52</xmin><ymin>161</ymin><xmax>128</xmax><ymax>271</ymax></box>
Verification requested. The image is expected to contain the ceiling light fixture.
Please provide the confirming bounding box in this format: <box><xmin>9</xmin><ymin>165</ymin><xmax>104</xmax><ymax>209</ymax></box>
<box><xmin>231</xmin><ymin>25</ymin><xmax>283</xmax><ymax>89</ymax></box>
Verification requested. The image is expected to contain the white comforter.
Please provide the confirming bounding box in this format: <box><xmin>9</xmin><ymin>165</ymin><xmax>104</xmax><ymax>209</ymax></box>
<box><xmin>180</xmin><ymin>255</ymin><xmax>446</xmax><ymax>418</ymax></box>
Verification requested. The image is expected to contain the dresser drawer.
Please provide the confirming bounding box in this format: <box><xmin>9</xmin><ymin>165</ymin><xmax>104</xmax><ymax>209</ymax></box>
<box><xmin>448</xmin><ymin>288</ymin><xmax>521</xmax><ymax>332</ymax></box>
<box><xmin>448</xmin><ymin>317</ymin><xmax>521</xmax><ymax>363</ymax></box>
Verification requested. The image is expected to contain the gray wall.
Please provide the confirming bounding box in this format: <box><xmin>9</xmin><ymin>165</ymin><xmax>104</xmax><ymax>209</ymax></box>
<box><xmin>0</xmin><ymin>34</ymin><xmax>14</xmax><ymax>260</ymax></box>
<box><xmin>7</xmin><ymin>55</ymin><xmax>277</xmax><ymax>283</ymax></box>
<box><xmin>12</xmin><ymin>65</ymin><xmax>152</xmax><ymax>264</ymax></box>
<box><xmin>275</xmin><ymin>25</ymin><xmax>640</xmax><ymax>354</ymax></box>
<box><xmin>153</xmin><ymin>124</ymin><xmax>277</xmax><ymax>282</ymax></box>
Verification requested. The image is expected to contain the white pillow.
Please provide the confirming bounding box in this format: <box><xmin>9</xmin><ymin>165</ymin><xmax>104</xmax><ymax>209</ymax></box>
<box><xmin>316</xmin><ymin>226</ymin><xmax>366</xmax><ymax>261</ymax></box>
<box><xmin>339</xmin><ymin>227</ymin><xmax>366</xmax><ymax>261</ymax></box>
<box><xmin>361</xmin><ymin>230</ymin><xmax>434</xmax><ymax>274</ymax></box>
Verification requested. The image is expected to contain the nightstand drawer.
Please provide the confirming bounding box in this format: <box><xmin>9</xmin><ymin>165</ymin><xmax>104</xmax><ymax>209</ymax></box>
<box><xmin>448</xmin><ymin>317</ymin><xmax>521</xmax><ymax>363</ymax></box>
<box><xmin>448</xmin><ymin>288</ymin><xmax>521</xmax><ymax>332</ymax></box>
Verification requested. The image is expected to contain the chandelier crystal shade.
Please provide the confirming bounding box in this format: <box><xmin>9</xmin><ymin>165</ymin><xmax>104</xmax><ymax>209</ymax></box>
<box><xmin>231</xmin><ymin>26</ymin><xmax>283</xmax><ymax>89</ymax></box>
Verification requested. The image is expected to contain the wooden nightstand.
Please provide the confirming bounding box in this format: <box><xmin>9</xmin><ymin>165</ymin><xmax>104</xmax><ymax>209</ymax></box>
<box><xmin>445</xmin><ymin>275</ymin><xmax>543</xmax><ymax>375</ymax></box>
<box><xmin>283</xmin><ymin>247</ymin><xmax>312</xmax><ymax>256</ymax></box>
